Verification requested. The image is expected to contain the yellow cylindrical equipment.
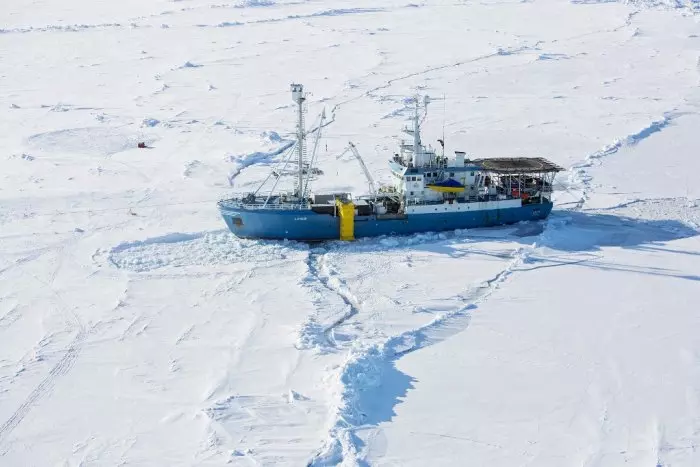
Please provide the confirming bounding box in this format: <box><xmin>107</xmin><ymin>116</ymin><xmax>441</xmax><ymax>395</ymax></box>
<box><xmin>336</xmin><ymin>199</ymin><xmax>355</xmax><ymax>241</ymax></box>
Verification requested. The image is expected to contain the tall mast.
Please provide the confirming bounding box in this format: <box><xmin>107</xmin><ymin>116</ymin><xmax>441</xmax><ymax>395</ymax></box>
<box><xmin>291</xmin><ymin>83</ymin><xmax>306</xmax><ymax>199</ymax></box>
<box><xmin>412</xmin><ymin>97</ymin><xmax>420</xmax><ymax>167</ymax></box>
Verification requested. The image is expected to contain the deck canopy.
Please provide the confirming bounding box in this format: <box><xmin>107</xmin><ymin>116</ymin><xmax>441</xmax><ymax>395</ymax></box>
<box><xmin>472</xmin><ymin>157</ymin><xmax>564</xmax><ymax>174</ymax></box>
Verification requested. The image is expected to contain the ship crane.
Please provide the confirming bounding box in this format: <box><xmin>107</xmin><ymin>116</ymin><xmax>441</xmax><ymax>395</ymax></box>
<box><xmin>337</xmin><ymin>141</ymin><xmax>377</xmax><ymax>201</ymax></box>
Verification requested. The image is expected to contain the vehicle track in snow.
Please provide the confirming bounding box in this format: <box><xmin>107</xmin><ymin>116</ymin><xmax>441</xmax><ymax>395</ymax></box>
<box><xmin>324</xmin><ymin>42</ymin><xmax>540</xmax><ymax>126</ymax></box>
<box><xmin>322</xmin><ymin>6</ymin><xmax>643</xmax><ymax>125</ymax></box>
<box><xmin>566</xmin><ymin>112</ymin><xmax>679</xmax><ymax>211</ymax></box>
<box><xmin>301</xmin><ymin>249</ymin><xmax>362</xmax><ymax>349</ymax></box>
<box><xmin>0</xmin><ymin>327</ymin><xmax>86</xmax><ymax>445</ymax></box>
<box><xmin>0</xmin><ymin>262</ymin><xmax>88</xmax><ymax>446</ymax></box>
<box><xmin>307</xmin><ymin>242</ymin><xmax>536</xmax><ymax>466</ymax></box>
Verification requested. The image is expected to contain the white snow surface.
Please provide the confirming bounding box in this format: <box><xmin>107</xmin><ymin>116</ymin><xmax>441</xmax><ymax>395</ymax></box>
<box><xmin>2</xmin><ymin>0</ymin><xmax>700</xmax><ymax>465</ymax></box>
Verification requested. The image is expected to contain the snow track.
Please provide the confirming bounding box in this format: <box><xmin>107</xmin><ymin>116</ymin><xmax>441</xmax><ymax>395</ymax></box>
<box><xmin>326</xmin><ymin>42</ymin><xmax>540</xmax><ymax>123</ymax></box>
<box><xmin>0</xmin><ymin>244</ymin><xmax>89</xmax><ymax>447</ymax></box>
<box><xmin>566</xmin><ymin>112</ymin><xmax>678</xmax><ymax>210</ymax></box>
<box><xmin>306</xmin><ymin>242</ymin><xmax>537</xmax><ymax>466</ymax></box>
<box><xmin>299</xmin><ymin>250</ymin><xmax>363</xmax><ymax>350</ymax></box>
<box><xmin>0</xmin><ymin>329</ymin><xmax>86</xmax><ymax>445</ymax></box>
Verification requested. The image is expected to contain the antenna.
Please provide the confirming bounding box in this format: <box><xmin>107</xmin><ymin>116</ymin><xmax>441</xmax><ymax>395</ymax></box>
<box><xmin>291</xmin><ymin>83</ymin><xmax>306</xmax><ymax>199</ymax></box>
<box><xmin>441</xmin><ymin>93</ymin><xmax>446</xmax><ymax>158</ymax></box>
<box><xmin>412</xmin><ymin>95</ymin><xmax>421</xmax><ymax>167</ymax></box>
<box><xmin>420</xmin><ymin>95</ymin><xmax>430</xmax><ymax>126</ymax></box>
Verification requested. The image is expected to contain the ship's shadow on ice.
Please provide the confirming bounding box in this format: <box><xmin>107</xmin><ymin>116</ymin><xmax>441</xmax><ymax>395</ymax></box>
<box><xmin>539</xmin><ymin>211</ymin><xmax>699</xmax><ymax>252</ymax></box>
<box><xmin>516</xmin><ymin>211</ymin><xmax>700</xmax><ymax>281</ymax></box>
<box><xmin>319</xmin><ymin>209</ymin><xmax>698</xmax><ymax>259</ymax></box>
<box><xmin>396</xmin><ymin>211</ymin><xmax>700</xmax><ymax>281</ymax></box>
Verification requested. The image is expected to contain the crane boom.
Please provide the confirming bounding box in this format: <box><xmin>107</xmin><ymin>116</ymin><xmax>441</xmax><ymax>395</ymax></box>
<box><xmin>338</xmin><ymin>141</ymin><xmax>377</xmax><ymax>200</ymax></box>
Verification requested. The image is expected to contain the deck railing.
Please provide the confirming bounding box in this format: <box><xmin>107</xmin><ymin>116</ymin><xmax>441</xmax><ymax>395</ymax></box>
<box><xmin>404</xmin><ymin>194</ymin><xmax>518</xmax><ymax>206</ymax></box>
<box><xmin>218</xmin><ymin>199</ymin><xmax>312</xmax><ymax>211</ymax></box>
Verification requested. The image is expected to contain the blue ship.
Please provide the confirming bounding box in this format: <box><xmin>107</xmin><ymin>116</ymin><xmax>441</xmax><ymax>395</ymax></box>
<box><xmin>219</xmin><ymin>84</ymin><xmax>563</xmax><ymax>242</ymax></box>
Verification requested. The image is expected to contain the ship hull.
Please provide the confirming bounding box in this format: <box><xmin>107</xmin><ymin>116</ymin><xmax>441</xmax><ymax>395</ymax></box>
<box><xmin>220</xmin><ymin>202</ymin><xmax>553</xmax><ymax>241</ymax></box>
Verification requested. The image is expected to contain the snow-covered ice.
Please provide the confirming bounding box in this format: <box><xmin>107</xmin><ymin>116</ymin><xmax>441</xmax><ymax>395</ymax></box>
<box><xmin>2</xmin><ymin>0</ymin><xmax>700</xmax><ymax>465</ymax></box>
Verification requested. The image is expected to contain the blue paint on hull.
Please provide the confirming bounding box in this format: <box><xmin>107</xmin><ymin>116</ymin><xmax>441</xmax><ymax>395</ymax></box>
<box><xmin>220</xmin><ymin>206</ymin><xmax>339</xmax><ymax>241</ymax></box>
<box><xmin>219</xmin><ymin>202</ymin><xmax>553</xmax><ymax>241</ymax></box>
